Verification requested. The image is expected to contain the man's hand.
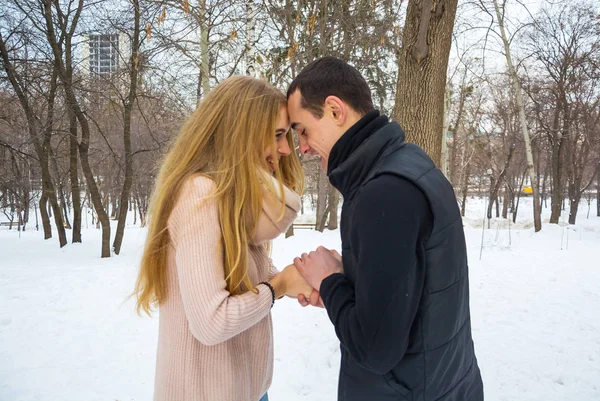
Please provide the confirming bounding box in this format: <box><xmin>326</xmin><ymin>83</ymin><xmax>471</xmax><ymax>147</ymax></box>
<box><xmin>294</xmin><ymin>246</ymin><xmax>343</xmax><ymax>294</ymax></box>
<box><xmin>298</xmin><ymin>290</ymin><xmax>324</xmax><ymax>308</ymax></box>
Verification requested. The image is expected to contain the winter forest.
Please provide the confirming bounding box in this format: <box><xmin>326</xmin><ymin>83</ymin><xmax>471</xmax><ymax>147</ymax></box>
<box><xmin>1</xmin><ymin>0</ymin><xmax>599</xmax><ymax>400</ymax></box>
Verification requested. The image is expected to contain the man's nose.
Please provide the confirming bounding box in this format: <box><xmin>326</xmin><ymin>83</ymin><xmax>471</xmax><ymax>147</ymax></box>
<box><xmin>298</xmin><ymin>137</ymin><xmax>310</xmax><ymax>155</ymax></box>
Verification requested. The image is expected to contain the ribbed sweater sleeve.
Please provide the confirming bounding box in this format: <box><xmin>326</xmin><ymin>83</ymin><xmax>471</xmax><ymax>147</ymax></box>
<box><xmin>267</xmin><ymin>258</ymin><xmax>279</xmax><ymax>280</ymax></box>
<box><xmin>167</xmin><ymin>176</ymin><xmax>273</xmax><ymax>346</ymax></box>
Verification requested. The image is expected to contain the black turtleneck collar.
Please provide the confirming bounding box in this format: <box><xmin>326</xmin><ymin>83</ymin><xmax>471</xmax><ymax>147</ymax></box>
<box><xmin>327</xmin><ymin>112</ymin><xmax>407</xmax><ymax>198</ymax></box>
<box><xmin>327</xmin><ymin>110</ymin><xmax>388</xmax><ymax>174</ymax></box>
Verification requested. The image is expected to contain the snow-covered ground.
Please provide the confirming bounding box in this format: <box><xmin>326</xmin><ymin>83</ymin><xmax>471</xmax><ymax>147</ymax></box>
<box><xmin>1</xmin><ymin>198</ymin><xmax>599</xmax><ymax>401</ymax></box>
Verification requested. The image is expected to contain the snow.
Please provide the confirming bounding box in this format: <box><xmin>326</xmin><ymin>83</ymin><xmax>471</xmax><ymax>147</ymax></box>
<box><xmin>1</xmin><ymin>199</ymin><xmax>599</xmax><ymax>401</ymax></box>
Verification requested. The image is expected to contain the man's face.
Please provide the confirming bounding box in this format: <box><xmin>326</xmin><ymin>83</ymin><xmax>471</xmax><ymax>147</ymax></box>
<box><xmin>287</xmin><ymin>90</ymin><xmax>340</xmax><ymax>172</ymax></box>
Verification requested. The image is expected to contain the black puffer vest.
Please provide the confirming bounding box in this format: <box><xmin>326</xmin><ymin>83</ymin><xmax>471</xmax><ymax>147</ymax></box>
<box><xmin>329</xmin><ymin>120</ymin><xmax>484</xmax><ymax>401</ymax></box>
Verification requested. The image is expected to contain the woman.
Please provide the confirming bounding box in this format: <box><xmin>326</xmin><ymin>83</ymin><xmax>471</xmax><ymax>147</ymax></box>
<box><xmin>134</xmin><ymin>76</ymin><xmax>313</xmax><ymax>401</ymax></box>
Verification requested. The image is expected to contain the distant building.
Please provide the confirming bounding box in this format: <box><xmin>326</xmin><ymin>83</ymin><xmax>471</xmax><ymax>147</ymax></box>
<box><xmin>81</xmin><ymin>33</ymin><xmax>130</xmax><ymax>76</ymax></box>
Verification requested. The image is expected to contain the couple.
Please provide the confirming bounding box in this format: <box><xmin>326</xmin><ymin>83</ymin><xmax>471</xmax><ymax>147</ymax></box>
<box><xmin>134</xmin><ymin>57</ymin><xmax>484</xmax><ymax>401</ymax></box>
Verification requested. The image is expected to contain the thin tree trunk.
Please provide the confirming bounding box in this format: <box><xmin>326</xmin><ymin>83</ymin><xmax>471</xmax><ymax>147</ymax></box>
<box><xmin>540</xmin><ymin>166</ymin><xmax>548</xmax><ymax>210</ymax></box>
<box><xmin>246</xmin><ymin>0</ymin><xmax>257</xmax><ymax>77</ymax></box>
<box><xmin>441</xmin><ymin>88</ymin><xmax>451</xmax><ymax>179</ymax></box>
<box><xmin>487</xmin><ymin>176</ymin><xmax>497</xmax><ymax>220</ymax></box>
<box><xmin>199</xmin><ymin>0</ymin><xmax>210</xmax><ymax>97</ymax></box>
<box><xmin>550</xmin><ymin>140</ymin><xmax>565</xmax><ymax>223</ymax></box>
<box><xmin>135</xmin><ymin>191</ymin><xmax>147</xmax><ymax>228</ymax></box>
<box><xmin>568</xmin><ymin>191</ymin><xmax>581</xmax><ymax>225</ymax></box>
<box><xmin>34</xmin><ymin>200</ymin><xmax>39</xmax><ymax>231</ymax></box>
<box><xmin>133</xmin><ymin>197</ymin><xmax>137</xmax><ymax>226</ymax></box>
<box><xmin>113</xmin><ymin>0</ymin><xmax>141</xmax><ymax>255</ymax></box>
<box><xmin>393</xmin><ymin>0</ymin><xmax>459</xmax><ymax>165</ymax></box>
<box><xmin>315</xmin><ymin>169</ymin><xmax>328</xmax><ymax>232</ymax></box>
<box><xmin>327</xmin><ymin>184</ymin><xmax>340</xmax><ymax>230</ymax></box>
<box><xmin>49</xmin><ymin>148</ymin><xmax>71</xmax><ymax>229</ymax></box>
<box><xmin>495</xmin><ymin>197</ymin><xmax>500</xmax><ymax>218</ymax></box>
<box><xmin>449</xmin><ymin>78</ymin><xmax>469</xmax><ymax>185</ymax></box>
<box><xmin>493</xmin><ymin>0</ymin><xmax>541</xmax><ymax>232</ymax></box>
<box><xmin>460</xmin><ymin>162</ymin><xmax>470</xmax><ymax>217</ymax></box>
<box><xmin>597</xmin><ymin>174</ymin><xmax>600</xmax><ymax>217</ymax></box>
<box><xmin>502</xmin><ymin>184</ymin><xmax>511</xmax><ymax>219</ymax></box>
<box><xmin>39</xmin><ymin>195</ymin><xmax>51</xmax><ymax>238</ymax></box>
<box><xmin>513</xmin><ymin>171</ymin><xmax>526</xmax><ymax>224</ymax></box>
<box><xmin>69</xmin><ymin>110</ymin><xmax>82</xmax><ymax>243</ymax></box>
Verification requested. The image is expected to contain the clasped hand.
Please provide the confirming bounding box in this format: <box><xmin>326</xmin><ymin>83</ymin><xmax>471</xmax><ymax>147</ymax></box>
<box><xmin>273</xmin><ymin>246</ymin><xmax>342</xmax><ymax>308</ymax></box>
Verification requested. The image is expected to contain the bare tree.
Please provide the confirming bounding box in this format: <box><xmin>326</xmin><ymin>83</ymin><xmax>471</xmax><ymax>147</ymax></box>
<box><xmin>0</xmin><ymin>12</ymin><xmax>68</xmax><ymax>245</ymax></box>
<box><xmin>524</xmin><ymin>1</ymin><xmax>599</xmax><ymax>225</ymax></box>
<box><xmin>490</xmin><ymin>0</ymin><xmax>542</xmax><ymax>231</ymax></box>
<box><xmin>394</xmin><ymin>0</ymin><xmax>459</xmax><ymax>165</ymax></box>
<box><xmin>42</xmin><ymin>0</ymin><xmax>112</xmax><ymax>257</ymax></box>
<box><xmin>113</xmin><ymin>0</ymin><xmax>142</xmax><ymax>255</ymax></box>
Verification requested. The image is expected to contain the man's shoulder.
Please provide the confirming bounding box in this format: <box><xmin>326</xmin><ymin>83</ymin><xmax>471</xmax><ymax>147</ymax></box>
<box><xmin>359</xmin><ymin>173</ymin><xmax>426</xmax><ymax>204</ymax></box>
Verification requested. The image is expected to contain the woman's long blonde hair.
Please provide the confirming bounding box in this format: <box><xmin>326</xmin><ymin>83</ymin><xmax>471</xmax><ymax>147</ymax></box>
<box><xmin>134</xmin><ymin>76</ymin><xmax>303</xmax><ymax>316</ymax></box>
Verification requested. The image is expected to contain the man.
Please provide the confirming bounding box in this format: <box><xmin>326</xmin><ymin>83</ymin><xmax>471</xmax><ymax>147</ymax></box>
<box><xmin>289</xmin><ymin>57</ymin><xmax>484</xmax><ymax>401</ymax></box>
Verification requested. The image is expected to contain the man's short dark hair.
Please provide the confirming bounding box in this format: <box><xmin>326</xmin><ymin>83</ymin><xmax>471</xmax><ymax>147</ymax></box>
<box><xmin>287</xmin><ymin>57</ymin><xmax>374</xmax><ymax>118</ymax></box>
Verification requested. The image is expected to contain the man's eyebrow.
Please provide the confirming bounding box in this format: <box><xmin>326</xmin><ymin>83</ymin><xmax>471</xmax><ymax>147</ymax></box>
<box><xmin>291</xmin><ymin>122</ymin><xmax>300</xmax><ymax>130</ymax></box>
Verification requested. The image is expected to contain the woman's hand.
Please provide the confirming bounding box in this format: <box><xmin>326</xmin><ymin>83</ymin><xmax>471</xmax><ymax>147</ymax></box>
<box><xmin>269</xmin><ymin>264</ymin><xmax>314</xmax><ymax>300</ymax></box>
<box><xmin>281</xmin><ymin>264</ymin><xmax>314</xmax><ymax>299</ymax></box>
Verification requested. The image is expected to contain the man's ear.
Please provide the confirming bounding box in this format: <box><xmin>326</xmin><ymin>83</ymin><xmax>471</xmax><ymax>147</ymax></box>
<box><xmin>324</xmin><ymin>96</ymin><xmax>347</xmax><ymax>126</ymax></box>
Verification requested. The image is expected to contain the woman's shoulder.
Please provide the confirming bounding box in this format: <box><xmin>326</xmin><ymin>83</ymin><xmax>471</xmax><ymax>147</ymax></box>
<box><xmin>176</xmin><ymin>174</ymin><xmax>218</xmax><ymax>202</ymax></box>
<box><xmin>172</xmin><ymin>175</ymin><xmax>217</xmax><ymax>217</ymax></box>
<box><xmin>168</xmin><ymin>174</ymin><xmax>218</xmax><ymax>239</ymax></box>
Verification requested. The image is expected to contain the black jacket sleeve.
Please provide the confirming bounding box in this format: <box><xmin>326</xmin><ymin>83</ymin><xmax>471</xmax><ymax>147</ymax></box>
<box><xmin>320</xmin><ymin>174</ymin><xmax>433</xmax><ymax>375</ymax></box>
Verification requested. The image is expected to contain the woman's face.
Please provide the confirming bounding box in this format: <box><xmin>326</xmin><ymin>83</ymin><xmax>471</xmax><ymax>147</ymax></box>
<box><xmin>264</xmin><ymin>105</ymin><xmax>292</xmax><ymax>173</ymax></box>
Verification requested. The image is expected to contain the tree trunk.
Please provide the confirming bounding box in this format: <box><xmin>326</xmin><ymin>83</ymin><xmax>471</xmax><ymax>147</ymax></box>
<box><xmin>493</xmin><ymin>0</ymin><xmax>541</xmax><ymax>232</ymax></box>
<box><xmin>60</xmin><ymin>188</ymin><xmax>71</xmax><ymax>229</ymax></box>
<box><xmin>133</xmin><ymin>197</ymin><xmax>137</xmax><ymax>226</ymax></box>
<box><xmin>441</xmin><ymin>88</ymin><xmax>451</xmax><ymax>179</ymax></box>
<box><xmin>76</xmin><ymin>108</ymin><xmax>110</xmax><ymax>255</ymax></box>
<box><xmin>449</xmin><ymin>78</ymin><xmax>469</xmax><ymax>185</ymax></box>
<box><xmin>393</xmin><ymin>0</ymin><xmax>459</xmax><ymax>166</ymax></box>
<box><xmin>549</xmin><ymin>140</ymin><xmax>565</xmax><ymax>223</ymax></box>
<box><xmin>502</xmin><ymin>185</ymin><xmax>512</xmax><ymax>219</ymax></box>
<box><xmin>487</xmin><ymin>175</ymin><xmax>497</xmax><ymax>220</ymax></box>
<box><xmin>49</xmin><ymin>149</ymin><xmax>72</xmax><ymax>230</ymax></box>
<box><xmin>315</xmin><ymin>169</ymin><xmax>329</xmax><ymax>232</ymax></box>
<box><xmin>39</xmin><ymin>194</ymin><xmax>52</xmax><ymax>239</ymax></box>
<box><xmin>597</xmin><ymin>174</ymin><xmax>600</xmax><ymax>217</ymax></box>
<box><xmin>22</xmin><ymin>200</ymin><xmax>28</xmax><ymax>231</ymax></box>
<box><xmin>568</xmin><ymin>191</ymin><xmax>581</xmax><ymax>225</ymax></box>
<box><xmin>513</xmin><ymin>172</ymin><xmax>526</xmax><ymax>224</ymax></box>
<box><xmin>110</xmin><ymin>195</ymin><xmax>117</xmax><ymax>218</ymax></box>
<box><xmin>327</xmin><ymin>184</ymin><xmax>340</xmax><ymax>230</ymax></box>
<box><xmin>540</xmin><ymin>166</ymin><xmax>548</xmax><ymax>210</ymax></box>
<box><xmin>113</xmin><ymin>0</ymin><xmax>141</xmax><ymax>255</ymax></box>
<box><xmin>135</xmin><ymin>191</ymin><xmax>147</xmax><ymax>228</ymax></box>
<box><xmin>246</xmin><ymin>0</ymin><xmax>258</xmax><ymax>77</ymax></box>
<box><xmin>69</xmin><ymin>110</ymin><xmax>82</xmax><ymax>243</ymax></box>
<box><xmin>199</xmin><ymin>0</ymin><xmax>210</xmax><ymax>98</ymax></box>
<box><xmin>34</xmin><ymin>201</ymin><xmax>39</xmax><ymax>231</ymax></box>
<box><xmin>460</xmin><ymin>162</ymin><xmax>470</xmax><ymax>217</ymax></box>
<box><xmin>495</xmin><ymin>197</ymin><xmax>500</xmax><ymax>218</ymax></box>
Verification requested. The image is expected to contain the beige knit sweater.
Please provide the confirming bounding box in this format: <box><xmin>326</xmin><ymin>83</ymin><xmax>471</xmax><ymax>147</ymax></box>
<box><xmin>153</xmin><ymin>174</ymin><xmax>300</xmax><ymax>401</ymax></box>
